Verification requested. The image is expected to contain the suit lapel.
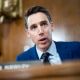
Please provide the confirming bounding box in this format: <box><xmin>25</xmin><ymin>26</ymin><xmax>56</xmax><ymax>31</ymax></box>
<box><xmin>30</xmin><ymin>45</ymin><xmax>39</xmax><ymax>60</ymax></box>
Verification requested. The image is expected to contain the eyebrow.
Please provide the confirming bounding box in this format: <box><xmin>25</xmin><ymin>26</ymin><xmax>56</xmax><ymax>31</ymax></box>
<box><xmin>40</xmin><ymin>20</ymin><xmax>48</xmax><ymax>24</ymax></box>
<box><xmin>29</xmin><ymin>20</ymin><xmax>48</xmax><ymax>29</ymax></box>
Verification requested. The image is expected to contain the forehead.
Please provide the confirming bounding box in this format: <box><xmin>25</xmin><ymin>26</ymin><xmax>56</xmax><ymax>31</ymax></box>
<box><xmin>27</xmin><ymin>12</ymin><xmax>49</xmax><ymax>27</ymax></box>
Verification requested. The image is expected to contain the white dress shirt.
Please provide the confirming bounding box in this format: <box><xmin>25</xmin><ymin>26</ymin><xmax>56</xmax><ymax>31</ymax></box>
<box><xmin>36</xmin><ymin>41</ymin><xmax>62</xmax><ymax>65</ymax></box>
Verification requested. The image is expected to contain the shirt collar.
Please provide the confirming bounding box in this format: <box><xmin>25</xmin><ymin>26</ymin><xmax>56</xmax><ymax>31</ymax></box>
<box><xmin>36</xmin><ymin>41</ymin><xmax>58</xmax><ymax>59</ymax></box>
<box><xmin>36</xmin><ymin>46</ymin><xmax>43</xmax><ymax>59</ymax></box>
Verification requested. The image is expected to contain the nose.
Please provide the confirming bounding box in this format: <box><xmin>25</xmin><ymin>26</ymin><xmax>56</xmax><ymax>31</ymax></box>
<box><xmin>38</xmin><ymin>25</ymin><xmax>44</xmax><ymax>35</ymax></box>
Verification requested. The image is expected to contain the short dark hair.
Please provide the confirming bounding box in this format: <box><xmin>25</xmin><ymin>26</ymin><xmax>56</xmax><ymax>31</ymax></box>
<box><xmin>24</xmin><ymin>6</ymin><xmax>52</xmax><ymax>29</ymax></box>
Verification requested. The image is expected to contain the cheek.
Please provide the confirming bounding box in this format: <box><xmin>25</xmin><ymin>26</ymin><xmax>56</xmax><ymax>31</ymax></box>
<box><xmin>45</xmin><ymin>28</ymin><xmax>52</xmax><ymax>35</ymax></box>
<box><xmin>29</xmin><ymin>33</ymin><xmax>37</xmax><ymax>41</ymax></box>
<box><xmin>46</xmin><ymin>29</ymin><xmax>52</xmax><ymax>40</ymax></box>
<box><xmin>30</xmin><ymin>34</ymin><xmax>34</xmax><ymax>39</ymax></box>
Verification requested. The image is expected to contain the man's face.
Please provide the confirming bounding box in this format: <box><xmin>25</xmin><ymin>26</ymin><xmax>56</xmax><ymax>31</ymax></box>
<box><xmin>27</xmin><ymin>12</ymin><xmax>54</xmax><ymax>51</ymax></box>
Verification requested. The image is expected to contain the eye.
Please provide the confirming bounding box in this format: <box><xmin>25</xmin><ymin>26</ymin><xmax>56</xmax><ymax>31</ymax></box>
<box><xmin>40</xmin><ymin>21</ymin><xmax>48</xmax><ymax>26</ymax></box>
<box><xmin>30</xmin><ymin>25</ymin><xmax>37</xmax><ymax>30</ymax></box>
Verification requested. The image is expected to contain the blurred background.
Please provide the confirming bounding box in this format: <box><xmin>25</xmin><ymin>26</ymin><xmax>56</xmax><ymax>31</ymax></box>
<box><xmin>0</xmin><ymin>0</ymin><xmax>80</xmax><ymax>62</ymax></box>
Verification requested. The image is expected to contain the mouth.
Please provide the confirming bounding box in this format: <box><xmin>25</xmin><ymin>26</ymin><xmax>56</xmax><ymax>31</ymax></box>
<box><xmin>39</xmin><ymin>38</ymin><xmax>47</xmax><ymax>44</ymax></box>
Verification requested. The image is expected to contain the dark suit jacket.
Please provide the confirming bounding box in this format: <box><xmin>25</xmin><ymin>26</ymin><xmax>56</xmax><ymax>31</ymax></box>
<box><xmin>16</xmin><ymin>41</ymin><xmax>80</xmax><ymax>62</ymax></box>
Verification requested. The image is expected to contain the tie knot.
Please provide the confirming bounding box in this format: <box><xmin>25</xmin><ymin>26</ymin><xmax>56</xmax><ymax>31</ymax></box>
<box><xmin>41</xmin><ymin>52</ymin><xmax>50</xmax><ymax>64</ymax></box>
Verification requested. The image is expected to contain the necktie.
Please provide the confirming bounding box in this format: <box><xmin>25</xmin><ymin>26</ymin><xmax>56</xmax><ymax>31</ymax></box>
<box><xmin>41</xmin><ymin>52</ymin><xmax>50</xmax><ymax>64</ymax></box>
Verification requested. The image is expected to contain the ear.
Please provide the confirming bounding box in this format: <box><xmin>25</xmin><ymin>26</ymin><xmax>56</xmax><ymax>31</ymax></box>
<box><xmin>51</xmin><ymin>22</ymin><xmax>54</xmax><ymax>31</ymax></box>
<box><xmin>25</xmin><ymin>29</ymin><xmax>30</xmax><ymax>38</ymax></box>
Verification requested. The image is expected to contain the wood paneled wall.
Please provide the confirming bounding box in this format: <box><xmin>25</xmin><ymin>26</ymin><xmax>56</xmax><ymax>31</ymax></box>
<box><xmin>0</xmin><ymin>0</ymin><xmax>80</xmax><ymax>62</ymax></box>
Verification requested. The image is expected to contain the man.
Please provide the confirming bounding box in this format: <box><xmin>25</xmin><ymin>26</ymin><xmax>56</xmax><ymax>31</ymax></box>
<box><xmin>16</xmin><ymin>6</ymin><xmax>80</xmax><ymax>64</ymax></box>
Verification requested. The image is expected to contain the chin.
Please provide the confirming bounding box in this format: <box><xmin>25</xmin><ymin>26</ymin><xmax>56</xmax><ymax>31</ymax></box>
<box><xmin>39</xmin><ymin>43</ymin><xmax>50</xmax><ymax>51</ymax></box>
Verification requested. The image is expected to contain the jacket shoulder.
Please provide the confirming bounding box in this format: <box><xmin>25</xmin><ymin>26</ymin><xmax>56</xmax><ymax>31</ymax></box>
<box><xmin>54</xmin><ymin>41</ymin><xmax>80</xmax><ymax>61</ymax></box>
<box><xmin>16</xmin><ymin>46</ymin><xmax>36</xmax><ymax>61</ymax></box>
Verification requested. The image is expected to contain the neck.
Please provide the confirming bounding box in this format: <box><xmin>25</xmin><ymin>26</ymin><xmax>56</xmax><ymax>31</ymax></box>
<box><xmin>38</xmin><ymin>41</ymin><xmax>52</xmax><ymax>52</ymax></box>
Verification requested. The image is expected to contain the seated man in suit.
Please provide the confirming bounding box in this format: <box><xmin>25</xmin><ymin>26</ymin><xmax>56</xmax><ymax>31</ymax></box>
<box><xmin>16</xmin><ymin>6</ymin><xmax>80</xmax><ymax>65</ymax></box>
